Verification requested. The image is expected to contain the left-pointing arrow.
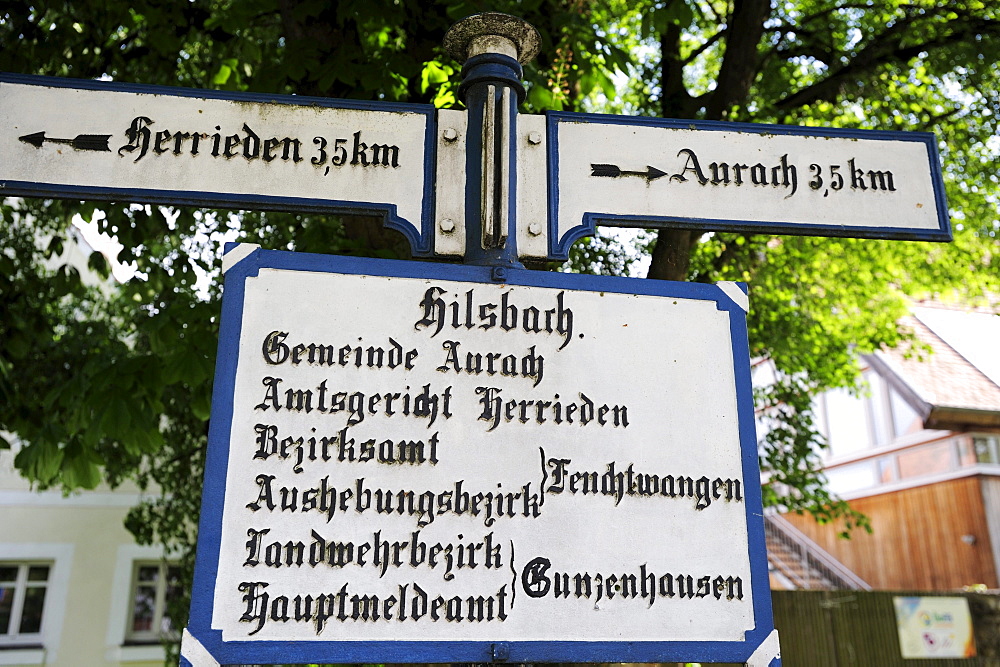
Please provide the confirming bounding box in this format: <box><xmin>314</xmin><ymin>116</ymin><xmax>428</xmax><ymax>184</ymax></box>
<box><xmin>19</xmin><ymin>131</ymin><xmax>111</xmax><ymax>152</ymax></box>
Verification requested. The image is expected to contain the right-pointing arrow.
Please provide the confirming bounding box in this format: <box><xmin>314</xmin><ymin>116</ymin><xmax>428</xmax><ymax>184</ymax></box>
<box><xmin>591</xmin><ymin>163</ymin><xmax>667</xmax><ymax>182</ymax></box>
<box><xmin>644</xmin><ymin>165</ymin><xmax>667</xmax><ymax>181</ymax></box>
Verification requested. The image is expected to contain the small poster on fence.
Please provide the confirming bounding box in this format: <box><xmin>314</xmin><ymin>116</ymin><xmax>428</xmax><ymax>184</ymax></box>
<box><xmin>894</xmin><ymin>596</ymin><xmax>976</xmax><ymax>659</ymax></box>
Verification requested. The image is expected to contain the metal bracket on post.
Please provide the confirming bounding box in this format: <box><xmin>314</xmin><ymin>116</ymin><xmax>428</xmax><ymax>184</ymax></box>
<box><xmin>434</xmin><ymin>107</ymin><xmax>468</xmax><ymax>257</ymax></box>
<box><xmin>516</xmin><ymin>112</ymin><xmax>549</xmax><ymax>260</ymax></box>
<box><xmin>444</xmin><ymin>13</ymin><xmax>540</xmax><ymax>269</ymax></box>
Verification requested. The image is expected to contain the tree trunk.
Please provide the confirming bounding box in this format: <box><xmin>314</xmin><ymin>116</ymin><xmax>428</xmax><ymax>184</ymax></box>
<box><xmin>647</xmin><ymin>228</ymin><xmax>695</xmax><ymax>281</ymax></box>
<box><xmin>704</xmin><ymin>0</ymin><xmax>772</xmax><ymax>120</ymax></box>
<box><xmin>646</xmin><ymin>0</ymin><xmax>770</xmax><ymax>280</ymax></box>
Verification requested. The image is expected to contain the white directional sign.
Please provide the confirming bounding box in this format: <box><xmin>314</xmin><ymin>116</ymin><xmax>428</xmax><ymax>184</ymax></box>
<box><xmin>0</xmin><ymin>74</ymin><xmax>437</xmax><ymax>254</ymax></box>
<box><xmin>183</xmin><ymin>244</ymin><xmax>774</xmax><ymax>665</ymax></box>
<box><xmin>544</xmin><ymin>112</ymin><xmax>951</xmax><ymax>258</ymax></box>
<box><xmin>1</xmin><ymin>74</ymin><xmax>952</xmax><ymax>265</ymax></box>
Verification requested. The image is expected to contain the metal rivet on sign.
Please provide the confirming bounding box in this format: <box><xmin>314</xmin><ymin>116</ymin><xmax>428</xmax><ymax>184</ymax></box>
<box><xmin>439</xmin><ymin>218</ymin><xmax>456</xmax><ymax>233</ymax></box>
<box><xmin>527</xmin><ymin>131</ymin><xmax>542</xmax><ymax>145</ymax></box>
<box><xmin>491</xmin><ymin>642</ymin><xmax>511</xmax><ymax>662</ymax></box>
<box><xmin>527</xmin><ymin>222</ymin><xmax>542</xmax><ymax>236</ymax></box>
<box><xmin>442</xmin><ymin>128</ymin><xmax>459</xmax><ymax>142</ymax></box>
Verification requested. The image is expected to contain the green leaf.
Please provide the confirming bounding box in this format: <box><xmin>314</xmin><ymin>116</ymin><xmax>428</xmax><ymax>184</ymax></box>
<box><xmin>99</xmin><ymin>397</ymin><xmax>132</xmax><ymax>440</ymax></box>
<box><xmin>87</xmin><ymin>251</ymin><xmax>110</xmax><ymax>279</ymax></box>
<box><xmin>213</xmin><ymin>63</ymin><xmax>233</xmax><ymax>85</ymax></box>
<box><xmin>62</xmin><ymin>453</ymin><xmax>102</xmax><ymax>489</ymax></box>
<box><xmin>14</xmin><ymin>441</ymin><xmax>64</xmax><ymax>486</ymax></box>
<box><xmin>420</xmin><ymin>60</ymin><xmax>451</xmax><ymax>94</ymax></box>
<box><xmin>191</xmin><ymin>389</ymin><xmax>212</xmax><ymax>421</ymax></box>
<box><xmin>46</xmin><ymin>234</ymin><xmax>64</xmax><ymax>258</ymax></box>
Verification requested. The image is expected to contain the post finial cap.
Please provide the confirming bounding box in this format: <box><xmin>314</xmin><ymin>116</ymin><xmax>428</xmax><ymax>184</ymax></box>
<box><xmin>444</xmin><ymin>13</ymin><xmax>541</xmax><ymax>65</ymax></box>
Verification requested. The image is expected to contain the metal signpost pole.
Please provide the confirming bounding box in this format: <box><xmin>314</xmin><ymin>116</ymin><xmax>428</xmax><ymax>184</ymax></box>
<box><xmin>443</xmin><ymin>14</ymin><xmax>540</xmax><ymax>271</ymax></box>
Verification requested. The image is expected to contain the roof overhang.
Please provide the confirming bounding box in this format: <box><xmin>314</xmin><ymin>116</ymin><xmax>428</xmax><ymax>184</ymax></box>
<box><xmin>864</xmin><ymin>353</ymin><xmax>1000</xmax><ymax>431</ymax></box>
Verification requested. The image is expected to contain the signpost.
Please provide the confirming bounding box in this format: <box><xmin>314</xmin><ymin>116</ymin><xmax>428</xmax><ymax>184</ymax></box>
<box><xmin>544</xmin><ymin>113</ymin><xmax>951</xmax><ymax>259</ymax></box>
<box><xmin>187</xmin><ymin>245</ymin><xmax>773</xmax><ymax>665</ymax></box>
<box><xmin>0</xmin><ymin>74</ymin><xmax>438</xmax><ymax>254</ymax></box>
<box><xmin>0</xmin><ymin>11</ymin><xmax>954</xmax><ymax>667</ymax></box>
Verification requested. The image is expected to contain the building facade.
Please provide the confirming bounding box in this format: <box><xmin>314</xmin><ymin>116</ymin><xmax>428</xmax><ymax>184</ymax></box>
<box><xmin>785</xmin><ymin>302</ymin><xmax>1000</xmax><ymax>590</ymax></box>
<box><xmin>0</xmin><ymin>446</ymin><xmax>175</xmax><ymax>666</ymax></box>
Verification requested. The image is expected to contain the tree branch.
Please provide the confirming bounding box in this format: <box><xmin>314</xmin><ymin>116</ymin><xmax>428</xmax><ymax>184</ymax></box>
<box><xmin>682</xmin><ymin>29</ymin><xmax>725</xmax><ymax>66</ymax></box>
<box><xmin>778</xmin><ymin>3</ymin><xmax>882</xmax><ymax>28</ymax></box>
<box><xmin>918</xmin><ymin>106</ymin><xmax>964</xmax><ymax>131</ymax></box>
<box><xmin>775</xmin><ymin>16</ymin><xmax>1000</xmax><ymax>110</ymax></box>
<box><xmin>697</xmin><ymin>0</ymin><xmax>724</xmax><ymax>26</ymax></box>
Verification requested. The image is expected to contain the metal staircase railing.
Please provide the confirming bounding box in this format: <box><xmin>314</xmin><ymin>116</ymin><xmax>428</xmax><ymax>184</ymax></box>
<box><xmin>764</xmin><ymin>513</ymin><xmax>872</xmax><ymax>591</ymax></box>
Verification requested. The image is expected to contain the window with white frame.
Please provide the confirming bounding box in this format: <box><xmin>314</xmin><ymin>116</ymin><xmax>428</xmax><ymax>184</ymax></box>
<box><xmin>125</xmin><ymin>562</ymin><xmax>180</xmax><ymax>644</ymax></box>
<box><xmin>821</xmin><ymin>387</ymin><xmax>874</xmax><ymax>456</ymax></box>
<box><xmin>0</xmin><ymin>562</ymin><xmax>50</xmax><ymax>646</ymax></box>
<box><xmin>972</xmin><ymin>434</ymin><xmax>1000</xmax><ymax>464</ymax></box>
<box><xmin>818</xmin><ymin>367</ymin><xmax>929</xmax><ymax>460</ymax></box>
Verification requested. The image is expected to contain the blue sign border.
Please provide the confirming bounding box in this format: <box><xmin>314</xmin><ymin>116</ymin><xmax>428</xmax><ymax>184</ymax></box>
<box><xmin>0</xmin><ymin>73</ymin><xmax>438</xmax><ymax>256</ymax></box>
<box><xmin>545</xmin><ymin>110</ymin><xmax>952</xmax><ymax>260</ymax></box>
<box><xmin>184</xmin><ymin>244</ymin><xmax>775</xmax><ymax>665</ymax></box>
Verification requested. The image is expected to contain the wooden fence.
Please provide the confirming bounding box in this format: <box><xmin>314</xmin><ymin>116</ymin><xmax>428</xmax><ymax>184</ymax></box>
<box><xmin>661</xmin><ymin>589</ymin><xmax>1000</xmax><ymax>666</ymax></box>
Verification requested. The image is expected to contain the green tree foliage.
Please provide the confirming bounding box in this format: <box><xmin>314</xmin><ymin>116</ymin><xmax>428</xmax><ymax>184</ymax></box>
<box><xmin>1</xmin><ymin>0</ymin><xmax>999</xmax><ymax>655</ymax></box>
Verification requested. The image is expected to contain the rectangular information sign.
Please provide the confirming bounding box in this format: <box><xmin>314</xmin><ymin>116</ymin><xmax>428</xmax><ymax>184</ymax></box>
<box><xmin>546</xmin><ymin>111</ymin><xmax>951</xmax><ymax>258</ymax></box>
<box><xmin>184</xmin><ymin>245</ymin><xmax>775</xmax><ymax>664</ymax></box>
<box><xmin>0</xmin><ymin>73</ymin><xmax>436</xmax><ymax>254</ymax></box>
<box><xmin>894</xmin><ymin>596</ymin><xmax>976</xmax><ymax>659</ymax></box>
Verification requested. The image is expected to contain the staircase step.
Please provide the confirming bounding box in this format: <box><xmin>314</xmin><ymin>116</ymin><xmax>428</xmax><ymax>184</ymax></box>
<box><xmin>765</xmin><ymin>533</ymin><xmax>839</xmax><ymax>590</ymax></box>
